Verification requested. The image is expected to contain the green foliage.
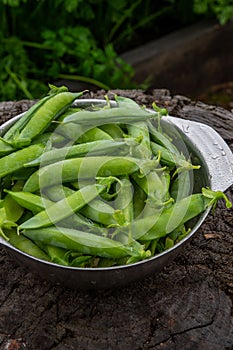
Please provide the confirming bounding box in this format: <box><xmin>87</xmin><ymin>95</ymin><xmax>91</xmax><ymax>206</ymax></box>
<box><xmin>0</xmin><ymin>0</ymin><xmax>141</xmax><ymax>101</ymax></box>
<box><xmin>194</xmin><ymin>0</ymin><xmax>233</xmax><ymax>24</ymax></box>
<box><xmin>0</xmin><ymin>0</ymin><xmax>232</xmax><ymax>101</ymax></box>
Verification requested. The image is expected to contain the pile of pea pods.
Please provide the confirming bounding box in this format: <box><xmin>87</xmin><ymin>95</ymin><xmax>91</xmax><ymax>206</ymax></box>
<box><xmin>0</xmin><ymin>85</ymin><xmax>231</xmax><ymax>268</ymax></box>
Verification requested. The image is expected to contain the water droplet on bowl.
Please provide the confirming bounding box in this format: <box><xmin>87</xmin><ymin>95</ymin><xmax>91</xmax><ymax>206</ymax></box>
<box><xmin>211</xmin><ymin>155</ymin><xmax>220</xmax><ymax>160</ymax></box>
<box><xmin>182</xmin><ymin>124</ymin><xmax>190</xmax><ymax>133</ymax></box>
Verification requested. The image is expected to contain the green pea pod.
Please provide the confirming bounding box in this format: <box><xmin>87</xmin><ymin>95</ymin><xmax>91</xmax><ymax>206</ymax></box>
<box><xmin>3</xmin><ymin>181</ymin><xmax>25</xmax><ymax>222</ymax></box>
<box><xmin>31</xmin><ymin>132</ymin><xmax>66</xmax><ymax>147</ymax></box>
<box><xmin>24</xmin><ymin>139</ymin><xmax>139</xmax><ymax>167</ymax></box>
<box><xmin>170</xmin><ymin>171</ymin><xmax>193</xmax><ymax>202</ymax></box>
<box><xmin>3</xmin><ymin>85</ymin><xmax>68</xmax><ymax>142</ymax></box>
<box><xmin>23</xmin><ymin>226</ymin><xmax>134</xmax><ymax>259</ymax></box>
<box><xmin>115</xmin><ymin>176</ymin><xmax>134</xmax><ymax>220</ymax></box>
<box><xmin>44</xmin><ymin>184</ymin><xmax>109</xmax><ymax>235</ymax></box>
<box><xmin>76</xmin><ymin>127</ymin><xmax>113</xmax><ymax>143</ymax></box>
<box><xmin>4</xmin><ymin>190</ymin><xmax>53</xmax><ymax>214</ymax></box>
<box><xmin>5</xmin><ymin>229</ymin><xmax>50</xmax><ymax>261</ymax></box>
<box><xmin>147</xmin><ymin>120</ymin><xmax>181</xmax><ymax>155</ymax></box>
<box><xmin>12</xmin><ymin>91</ymin><xmax>84</xmax><ymax>147</ymax></box>
<box><xmin>99</xmin><ymin>124</ymin><xmax>124</xmax><ymax>139</ymax></box>
<box><xmin>63</xmin><ymin>104</ymin><xmax>156</xmax><ymax>125</ymax></box>
<box><xmin>80</xmin><ymin>199</ymin><xmax>117</xmax><ymax>226</ymax></box>
<box><xmin>43</xmin><ymin>184</ymin><xmax>75</xmax><ymax>201</ymax></box>
<box><xmin>45</xmin><ymin>245</ymin><xmax>69</xmax><ymax>266</ymax></box>
<box><xmin>55</xmin><ymin>121</ymin><xmax>113</xmax><ymax>143</ymax></box>
<box><xmin>0</xmin><ymin>144</ymin><xmax>45</xmax><ymax>179</ymax></box>
<box><xmin>127</xmin><ymin>121</ymin><xmax>152</xmax><ymax>159</ymax></box>
<box><xmin>19</xmin><ymin>182</ymin><xmax>111</xmax><ymax>229</ymax></box>
<box><xmin>70</xmin><ymin>255</ymin><xmax>93</xmax><ymax>267</ymax></box>
<box><xmin>8</xmin><ymin>187</ymin><xmax>108</xmax><ymax>235</ymax></box>
<box><xmin>2</xmin><ymin>97</ymin><xmax>51</xmax><ymax>142</ymax></box>
<box><xmin>23</xmin><ymin>156</ymin><xmax>159</xmax><ymax>192</ymax></box>
<box><xmin>114</xmin><ymin>176</ymin><xmax>134</xmax><ymax>243</ymax></box>
<box><xmin>119</xmin><ymin>188</ymin><xmax>232</xmax><ymax>241</ymax></box>
<box><xmin>132</xmin><ymin>179</ymin><xmax>147</xmax><ymax>219</ymax></box>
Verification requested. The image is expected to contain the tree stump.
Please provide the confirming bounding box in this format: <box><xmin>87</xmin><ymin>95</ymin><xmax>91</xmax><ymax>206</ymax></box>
<box><xmin>0</xmin><ymin>90</ymin><xmax>233</xmax><ymax>350</ymax></box>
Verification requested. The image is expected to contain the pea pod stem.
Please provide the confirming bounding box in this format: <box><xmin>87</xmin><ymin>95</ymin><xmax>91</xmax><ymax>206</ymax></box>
<box><xmin>0</xmin><ymin>138</ymin><xmax>15</xmax><ymax>156</ymax></box>
<box><xmin>150</xmin><ymin>141</ymin><xmax>201</xmax><ymax>173</ymax></box>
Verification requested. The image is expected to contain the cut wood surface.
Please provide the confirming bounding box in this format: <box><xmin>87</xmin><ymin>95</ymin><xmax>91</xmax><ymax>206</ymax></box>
<box><xmin>0</xmin><ymin>90</ymin><xmax>233</xmax><ymax>350</ymax></box>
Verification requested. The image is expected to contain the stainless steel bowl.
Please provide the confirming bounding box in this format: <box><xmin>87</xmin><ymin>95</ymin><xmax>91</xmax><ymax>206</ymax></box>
<box><xmin>0</xmin><ymin>99</ymin><xmax>233</xmax><ymax>289</ymax></box>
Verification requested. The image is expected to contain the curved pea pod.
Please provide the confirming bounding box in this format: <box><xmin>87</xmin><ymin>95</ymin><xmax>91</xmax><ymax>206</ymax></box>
<box><xmin>43</xmin><ymin>184</ymin><xmax>109</xmax><ymax>235</ymax></box>
<box><xmin>19</xmin><ymin>183</ymin><xmax>108</xmax><ymax>229</ymax></box>
<box><xmin>8</xmin><ymin>187</ymin><xmax>107</xmax><ymax>235</ymax></box>
<box><xmin>170</xmin><ymin>171</ymin><xmax>193</xmax><ymax>202</ymax></box>
<box><xmin>5</xmin><ymin>229</ymin><xmax>50</xmax><ymax>261</ymax></box>
<box><xmin>132</xmin><ymin>179</ymin><xmax>147</xmax><ymax>219</ymax></box>
<box><xmin>99</xmin><ymin>124</ymin><xmax>124</xmax><ymax>139</ymax></box>
<box><xmin>127</xmin><ymin>121</ymin><xmax>152</xmax><ymax>159</ymax></box>
<box><xmin>63</xmin><ymin>104</ymin><xmax>157</xmax><ymax>126</ymax></box>
<box><xmin>55</xmin><ymin>121</ymin><xmax>113</xmax><ymax>143</ymax></box>
<box><xmin>31</xmin><ymin>132</ymin><xmax>67</xmax><ymax>147</ymax></box>
<box><xmin>114</xmin><ymin>176</ymin><xmax>134</xmax><ymax>243</ymax></box>
<box><xmin>128</xmin><ymin>188</ymin><xmax>232</xmax><ymax>241</ymax></box>
<box><xmin>76</xmin><ymin>127</ymin><xmax>113</xmax><ymax>143</ymax></box>
<box><xmin>3</xmin><ymin>85</ymin><xmax>69</xmax><ymax>142</ymax></box>
<box><xmin>0</xmin><ymin>144</ymin><xmax>45</xmax><ymax>179</ymax></box>
<box><xmin>23</xmin><ymin>226</ymin><xmax>134</xmax><ymax>259</ymax></box>
<box><xmin>80</xmin><ymin>199</ymin><xmax>117</xmax><ymax>226</ymax></box>
<box><xmin>23</xmin><ymin>156</ymin><xmax>159</xmax><ymax>192</ymax></box>
<box><xmin>3</xmin><ymin>181</ymin><xmax>25</xmax><ymax>222</ymax></box>
<box><xmin>4</xmin><ymin>190</ymin><xmax>53</xmax><ymax>214</ymax></box>
<box><xmin>147</xmin><ymin>120</ymin><xmax>181</xmax><ymax>155</ymax></box>
<box><xmin>2</xmin><ymin>96</ymin><xmax>51</xmax><ymax>142</ymax></box>
<box><xmin>24</xmin><ymin>139</ymin><xmax>139</xmax><ymax>167</ymax></box>
<box><xmin>114</xmin><ymin>176</ymin><xmax>134</xmax><ymax>224</ymax></box>
<box><xmin>12</xmin><ymin>91</ymin><xmax>84</xmax><ymax>147</ymax></box>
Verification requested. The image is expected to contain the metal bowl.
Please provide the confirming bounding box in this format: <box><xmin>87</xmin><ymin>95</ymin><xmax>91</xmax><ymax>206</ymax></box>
<box><xmin>0</xmin><ymin>99</ymin><xmax>233</xmax><ymax>289</ymax></box>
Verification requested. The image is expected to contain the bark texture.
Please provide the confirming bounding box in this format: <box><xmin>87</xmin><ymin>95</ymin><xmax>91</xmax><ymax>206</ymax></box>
<box><xmin>0</xmin><ymin>90</ymin><xmax>233</xmax><ymax>350</ymax></box>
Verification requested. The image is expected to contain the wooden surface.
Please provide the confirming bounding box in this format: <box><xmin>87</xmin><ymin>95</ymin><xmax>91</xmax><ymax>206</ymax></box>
<box><xmin>0</xmin><ymin>89</ymin><xmax>233</xmax><ymax>350</ymax></box>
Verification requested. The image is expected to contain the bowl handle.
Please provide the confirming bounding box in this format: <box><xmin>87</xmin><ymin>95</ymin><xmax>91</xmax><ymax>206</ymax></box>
<box><xmin>166</xmin><ymin>116</ymin><xmax>233</xmax><ymax>192</ymax></box>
